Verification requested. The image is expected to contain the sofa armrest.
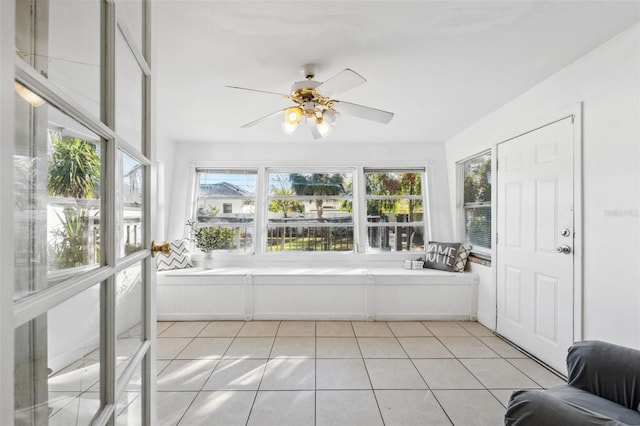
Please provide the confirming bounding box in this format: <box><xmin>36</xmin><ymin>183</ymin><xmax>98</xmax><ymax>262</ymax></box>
<box><xmin>567</xmin><ymin>340</ymin><xmax>640</xmax><ymax>411</ymax></box>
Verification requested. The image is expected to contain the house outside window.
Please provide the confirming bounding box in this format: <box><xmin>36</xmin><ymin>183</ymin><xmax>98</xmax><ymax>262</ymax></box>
<box><xmin>194</xmin><ymin>169</ymin><xmax>257</xmax><ymax>252</ymax></box>
<box><xmin>364</xmin><ymin>169</ymin><xmax>426</xmax><ymax>252</ymax></box>
<box><xmin>267</xmin><ymin>170</ymin><xmax>354</xmax><ymax>252</ymax></box>
<box><xmin>460</xmin><ymin>151</ymin><xmax>492</xmax><ymax>257</ymax></box>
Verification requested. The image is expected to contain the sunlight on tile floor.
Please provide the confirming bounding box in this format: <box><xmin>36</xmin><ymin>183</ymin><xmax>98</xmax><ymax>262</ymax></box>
<box><xmin>155</xmin><ymin>321</ymin><xmax>566</xmax><ymax>426</ymax></box>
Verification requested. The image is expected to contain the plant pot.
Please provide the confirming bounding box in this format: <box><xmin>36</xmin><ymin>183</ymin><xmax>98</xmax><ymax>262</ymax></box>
<box><xmin>203</xmin><ymin>252</ymin><xmax>214</xmax><ymax>270</ymax></box>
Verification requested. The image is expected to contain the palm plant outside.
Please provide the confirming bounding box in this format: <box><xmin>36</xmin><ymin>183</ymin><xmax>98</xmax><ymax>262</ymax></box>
<box><xmin>47</xmin><ymin>135</ymin><xmax>100</xmax><ymax>269</ymax></box>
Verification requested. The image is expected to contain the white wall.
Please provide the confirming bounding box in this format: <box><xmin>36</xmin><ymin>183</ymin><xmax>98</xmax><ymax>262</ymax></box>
<box><xmin>445</xmin><ymin>24</ymin><xmax>640</xmax><ymax>347</ymax></box>
<box><xmin>158</xmin><ymin>141</ymin><xmax>453</xmax><ymax>268</ymax></box>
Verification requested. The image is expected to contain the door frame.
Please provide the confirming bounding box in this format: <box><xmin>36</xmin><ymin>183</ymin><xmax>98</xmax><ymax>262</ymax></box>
<box><xmin>492</xmin><ymin>103</ymin><xmax>584</xmax><ymax>359</ymax></box>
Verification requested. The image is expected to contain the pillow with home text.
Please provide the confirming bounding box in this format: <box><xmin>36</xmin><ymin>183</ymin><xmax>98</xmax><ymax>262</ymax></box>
<box><xmin>423</xmin><ymin>241</ymin><xmax>461</xmax><ymax>272</ymax></box>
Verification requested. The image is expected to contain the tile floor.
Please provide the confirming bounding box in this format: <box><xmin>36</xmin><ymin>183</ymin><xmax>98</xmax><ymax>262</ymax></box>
<box><xmin>156</xmin><ymin>321</ymin><xmax>566</xmax><ymax>426</ymax></box>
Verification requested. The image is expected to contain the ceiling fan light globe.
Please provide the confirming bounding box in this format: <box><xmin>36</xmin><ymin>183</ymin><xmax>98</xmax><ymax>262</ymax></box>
<box><xmin>323</xmin><ymin>109</ymin><xmax>340</xmax><ymax>126</ymax></box>
<box><xmin>316</xmin><ymin>117</ymin><xmax>333</xmax><ymax>137</ymax></box>
<box><xmin>281</xmin><ymin>121</ymin><xmax>298</xmax><ymax>135</ymax></box>
<box><xmin>284</xmin><ymin>107</ymin><xmax>302</xmax><ymax>125</ymax></box>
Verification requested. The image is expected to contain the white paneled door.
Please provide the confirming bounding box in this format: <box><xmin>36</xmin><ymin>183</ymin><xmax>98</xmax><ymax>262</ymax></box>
<box><xmin>496</xmin><ymin>116</ymin><xmax>575</xmax><ymax>374</ymax></box>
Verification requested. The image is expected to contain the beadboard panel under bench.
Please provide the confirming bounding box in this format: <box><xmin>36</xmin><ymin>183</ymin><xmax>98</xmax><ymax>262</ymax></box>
<box><xmin>156</xmin><ymin>267</ymin><xmax>478</xmax><ymax>321</ymax></box>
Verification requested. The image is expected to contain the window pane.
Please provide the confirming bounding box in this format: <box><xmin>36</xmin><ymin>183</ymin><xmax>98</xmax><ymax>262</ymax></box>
<box><xmin>365</xmin><ymin>171</ymin><xmax>422</xmax><ymax>196</ymax></box>
<box><xmin>14</xmin><ymin>91</ymin><xmax>102</xmax><ymax>300</ymax></box>
<box><xmin>267</xmin><ymin>171</ymin><xmax>354</xmax><ymax>252</ymax></box>
<box><xmin>462</xmin><ymin>152</ymin><xmax>491</xmax><ymax>253</ymax></box>
<box><xmin>117</xmin><ymin>0</ymin><xmax>143</xmax><ymax>53</ymax></box>
<box><xmin>196</xmin><ymin>170</ymin><xmax>256</xmax><ymax>224</ymax></box>
<box><xmin>365</xmin><ymin>170</ymin><xmax>425</xmax><ymax>252</ymax></box>
<box><xmin>116</xmin><ymin>31</ymin><xmax>143</xmax><ymax>150</ymax></box>
<box><xmin>116</xmin><ymin>264</ymin><xmax>143</xmax><ymax>367</ymax></box>
<box><xmin>115</xmin><ymin>362</ymin><xmax>142</xmax><ymax>425</ymax></box>
<box><xmin>267</xmin><ymin>226</ymin><xmax>354</xmax><ymax>252</ymax></box>
<box><xmin>16</xmin><ymin>0</ymin><xmax>101</xmax><ymax>117</ymax></box>
<box><xmin>15</xmin><ymin>283</ymin><xmax>101</xmax><ymax>425</ymax></box>
<box><xmin>193</xmin><ymin>170</ymin><xmax>256</xmax><ymax>253</ymax></box>
<box><xmin>463</xmin><ymin>153</ymin><xmax>491</xmax><ymax>204</ymax></box>
<box><xmin>119</xmin><ymin>152</ymin><xmax>144</xmax><ymax>257</ymax></box>
<box><xmin>465</xmin><ymin>206</ymin><xmax>492</xmax><ymax>249</ymax></box>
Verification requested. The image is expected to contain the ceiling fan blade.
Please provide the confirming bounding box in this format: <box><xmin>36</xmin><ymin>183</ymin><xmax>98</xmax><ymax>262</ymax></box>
<box><xmin>240</xmin><ymin>110</ymin><xmax>283</xmax><ymax>128</ymax></box>
<box><xmin>226</xmin><ymin>85</ymin><xmax>289</xmax><ymax>98</ymax></box>
<box><xmin>332</xmin><ymin>100</ymin><xmax>394</xmax><ymax>124</ymax></box>
<box><xmin>315</xmin><ymin>69</ymin><xmax>366</xmax><ymax>98</ymax></box>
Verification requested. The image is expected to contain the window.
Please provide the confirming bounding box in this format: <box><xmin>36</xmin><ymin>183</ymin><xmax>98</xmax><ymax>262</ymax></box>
<box><xmin>461</xmin><ymin>151</ymin><xmax>492</xmax><ymax>256</ymax></box>
<box><xmin>364</xmin><ymin>169</ymin><xmax>426</xmax><ymax>252</ymax></box>
<box><xmin>267</xmin><ymin>170</ymin><xmax>354</xmax><ymax>252</ymax></box>
<box><xmin>194</xmin><ymin>169</ymin><xmax>257</xmax><ymax>252</ymax></box>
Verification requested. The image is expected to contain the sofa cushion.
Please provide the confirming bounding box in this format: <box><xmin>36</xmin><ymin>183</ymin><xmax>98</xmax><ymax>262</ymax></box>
<box><xmin>506</xmin><ymin>387</ymin><xmax>640</xmax><ymax>425</ymax></box>
<box><xmin>567</xmin><ymin>340</ymin><xmax>640</xmax><ymax>412</ymax></box>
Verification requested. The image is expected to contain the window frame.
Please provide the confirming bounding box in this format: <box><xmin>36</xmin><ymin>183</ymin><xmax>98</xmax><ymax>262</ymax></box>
<box><xmin>265</xmin><ymin>168</ymin><xmax>356</xmax><ymax>254</ymax></box>
<box><xmin>458</xmin><ymin>150</ymin><xmax>492</xmax><ymax>259</ymax></box>
<box><xmin>191</xmin><ymin>167</ymin><xmax>258</xmax><ymax>254</ymax></box>
<box><xmin>362</xmin><ymin>168</ymin><xmax>427</xmax><ymax>254</ymax></box>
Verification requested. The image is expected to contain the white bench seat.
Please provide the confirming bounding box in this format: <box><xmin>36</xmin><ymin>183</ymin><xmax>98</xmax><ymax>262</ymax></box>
<box><xmin>157</xmin><ymin>267</ymin><xmax>478</xmax><ymax>321</ymax></box>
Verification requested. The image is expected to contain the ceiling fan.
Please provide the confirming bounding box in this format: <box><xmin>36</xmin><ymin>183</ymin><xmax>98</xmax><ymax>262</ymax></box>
<box><xmin>226</xmin><ymin>64</ymin><xmax>394</xmax><ymax>139</ymax></box>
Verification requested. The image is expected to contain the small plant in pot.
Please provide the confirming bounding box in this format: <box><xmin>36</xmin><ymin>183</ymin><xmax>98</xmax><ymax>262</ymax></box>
<box><xmin>186</xmin><ymin>220</ymin><xmax>235</xmax><ymax>269</ymax></box>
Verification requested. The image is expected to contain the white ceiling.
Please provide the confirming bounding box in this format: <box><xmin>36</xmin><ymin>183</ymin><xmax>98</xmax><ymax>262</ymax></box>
<box><xmin>153</xmin><ymin>1</ymin><xmax>640</xmax><ymax>145</ymax></box>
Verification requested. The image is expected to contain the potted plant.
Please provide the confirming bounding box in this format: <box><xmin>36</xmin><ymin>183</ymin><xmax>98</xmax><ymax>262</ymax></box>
<box><xmin>186</xmin><ymin>219</ymin><xmax>235</xmax><ymax>269</ymax></box>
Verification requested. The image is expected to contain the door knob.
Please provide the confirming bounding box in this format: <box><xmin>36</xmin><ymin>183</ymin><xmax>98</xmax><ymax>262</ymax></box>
<box><xmin>151</xmin><ymin>241</ymin><xmax>170</xmax><ymax>257</ymax></box>
<box><xmin>556</xmin><ymin>245</ymin><xmax>572</xmax><ymax>255</ymax></box>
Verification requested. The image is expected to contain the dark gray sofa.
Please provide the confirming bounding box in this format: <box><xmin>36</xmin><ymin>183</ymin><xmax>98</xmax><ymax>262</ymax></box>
<box><xmin>505</xmin><ymin>340</ymin><xmax>640</xmax><ymax>425</ymax></box>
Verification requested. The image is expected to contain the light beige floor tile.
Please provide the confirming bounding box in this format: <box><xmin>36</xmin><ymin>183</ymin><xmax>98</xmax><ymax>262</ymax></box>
<box><xmin>202</xmin><ymin>359</ymin><xmax>267</xmax><ymax>390</ymax></box>
<box><xmin>157</xmin><ymin>391</ymin><xmax>198</xmax><ymax>426</ymax></box>
<box><xmin>388</xmin><ymin>321</ymin><xmax>433</xmax><ymax>337</ymax></box>
<box><xmin>375</xmin><ymin>390</ymin><xmax>452</xmax><ymax>426</ymax></box>
<box><xmin>439</xmin><ymin>336</ymin><xmax>500</xmax><ymax>358</ymax></box>
<box><xmin>237</xmin><ymin>321</ymin><xmax>280</xmax><ymax>337</ymax></box>
<box><xmin>156</xmin><ymin>338</ymin><xmax>192</xmax><ymax>360</ymax></box>
<box><xmin>179</xmin><ymin>390</ymin><xmax>255</xmax><ymax>426</ymax></box>
<box><xmin>156</xmin><ymin>360</ymin><xmax>171</xmax><ymax>376</ymax></box>
<box><xmin>316</xmin><ymin>337</ymin><xmax>362</xmax><ymax>358</ymax></box>
<box><xmin>159</xmin><ymin>321</ymin><xmax>207</xmax><ymax>338</ymax></box>
<box><xmin>461</xmin><ymin>358</ymin><xmax>541</xmax><ymax>389</ymax></box>
<box><xmin>198</xmin><ymin>321</ymin><xmax>244</xmax><ymax>337</ymax></box>
<box><xmin>316</xmin><ymin>390</ymin><xmax>384</xmax><ymax>426</ymax></box>
<box><xmin>433</xmin><ymin>389</ymin><xmax>506</xmax><ymax>426</ymax></box>
<box><xmin>247</xmin><ymin>391</ymin><xmax>315</xmax><ymax>426</ymax></box>
<box><xmin>413</xmin><ymin>358</ymin><xmax>484</xmax><ymax>389</ymax></box>
<box><xmin>423</xmin><ymin>321</ymin><xmax>472</xmax><ymax>336</ymax></box>
<box><xmin>259</xmin><ymin>358</ymin><xmax>315</xmax><ymax>390</ymax></box>
<box><xmin>458</xmin><ymin>321</ymin><xmax>495</xmax><ymax>336</ymax></box>
<box><xmin>489</xmin><ymin>389</ymin><xmax>520</xmax><ymax>408</ymax></box>
<box><xmin>506</xmin><ymin>358</ymin><xmax>566</xmax><ymax>388</ymax></box>
<box><xmin>478</xmin><ymin>336</ymin><xmax>528</xmax><ymax>358</ymax></box>
<box><xmin>277</xmin><ymin>321</ymin><xmax>316</xmax><ymax>336</ymax></box>
<box><xmin>270</xmin><ymin>337</ymin><xmax>315</xmax><ymax>358</ymax></box>
<box><xmin>157</xmin><ymin>321</ymin><xmax>174</xmax><ymax>336</ymax></box>
<box><xmin>157</xmin><ymin>359</ymin><xmax>217</xmax><ymax>391</ymax></box>
<box><xmin>352</xmin><ymin>321</ymin><xmax>394</xmax><ymax>337</ymax></box>
<box><xmin>223</xmin><ymin>337</ymin><xmax>274</xmax><ymax>359</ymax></box>
<box><xmin>316</xmin><ymin>321</ymin><xmax>355</xmax><ymax>337</ymax></box>
<box><xmin>175</xmin><ymin>337</ymin><xmax>233</xmax><ymax>360</ymax></box>
<box><xmin>358</xmin><ymin>337</ymin><xmax>407</xmax><ymax>358</ymax></box>
<box><xmin>49</xmin><ymin>359</ymin><xmax>100</xmax><ymax>393</ymax></box>
<box><xmin>365</xmin><ymin>359</ymin><xmax>427</xmax><ymax>389</ymax></box>
<box><xmin>316</xmin><ymin>359</ymin><xmax>371</xmax><ymax>389</ymax></box>
<box><xmin>398</xmin><ymin>337</ymin><xmax>454</xmax><ymax>358</ymax></box>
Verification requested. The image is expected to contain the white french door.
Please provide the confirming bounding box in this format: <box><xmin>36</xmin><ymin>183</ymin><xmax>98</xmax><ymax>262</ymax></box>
<box><xmin>496</xmin><ymin>116</ymin><xmax>578</xmax><ymax>374</ymax></box>
<box><xmin>1</xmin><ymin>0</ymin><xmax>155</xmax><ymax>424</ymax></box>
